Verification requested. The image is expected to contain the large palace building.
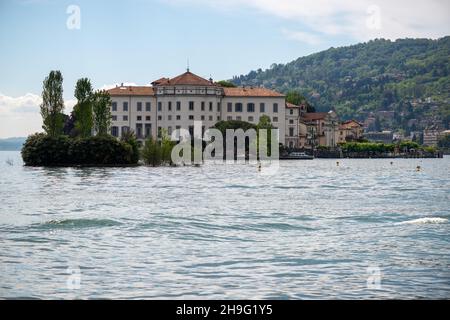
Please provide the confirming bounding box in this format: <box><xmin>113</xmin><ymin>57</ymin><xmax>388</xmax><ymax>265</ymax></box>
<box><xmin>107</xmin><ymin>70</ymin><xmax>364</xmax><ymax>149</ymax></box>
<box><xmin>107</xmin><ymin>70</ymin><xmax>287</xmax><ymax>145</ymax></box>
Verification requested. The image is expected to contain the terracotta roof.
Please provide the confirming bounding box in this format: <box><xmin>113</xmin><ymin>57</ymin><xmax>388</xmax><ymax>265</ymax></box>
<box><xmin>151</xmin><ymin>77</ymin><xmax>170</xmax><ymax>85</ymax></box>
<box><xmin>286</xmin><ymin>102</ymin><xmax>300</xmax><ymax>108</ymax></box>
<box><xmin>153</xmin><ymin>71</ymin><xmax>215</xmax><ymax>86</ymax></box>
<box><xmin>340</xmin><ymin>120</ymin><xmax>363</xmax><ymax>129</ymax></box>
<box><xmin>301</xmin><ymin>112</ymin><xmax>328</xmax><ymax>121</ymax></box>
<box><xmin>107</xmin><ymin>86</ymin><xmax>155</xmax><ymax>96</ymax></box>
<box><xmin>223</xmin><ymin>87</ymin><xmax>284</xmax><ymax>97</ymax></box>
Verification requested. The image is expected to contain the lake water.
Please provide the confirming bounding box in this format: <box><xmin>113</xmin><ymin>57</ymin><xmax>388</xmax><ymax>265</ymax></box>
<box><xmin>0</xmin><ymin>151</ymin><xmax>449</xmax><ymax>299</ymax></box>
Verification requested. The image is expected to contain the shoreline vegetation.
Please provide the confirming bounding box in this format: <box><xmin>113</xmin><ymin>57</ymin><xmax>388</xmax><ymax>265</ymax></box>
<box><xmin>21</xmin><ymin>70</ymin><xmax>444</xmax><ymax>167</ymax></box>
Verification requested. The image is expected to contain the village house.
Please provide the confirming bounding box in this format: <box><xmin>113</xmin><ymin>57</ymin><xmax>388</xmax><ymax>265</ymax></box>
<box><xmin>338</xmin><ymin>120</ymin><xmax>364</xmax><ymax>143</ymax></box>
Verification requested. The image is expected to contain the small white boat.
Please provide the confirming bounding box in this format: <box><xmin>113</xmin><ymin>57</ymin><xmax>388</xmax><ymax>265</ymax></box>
<box><xmin>282</xmin><ymin>152</ymin><xmax>314</xmax><ymax>160</ymax></box>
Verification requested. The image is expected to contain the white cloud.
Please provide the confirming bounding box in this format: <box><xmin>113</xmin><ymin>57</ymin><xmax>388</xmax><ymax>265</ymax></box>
<box><xmin>0</xmin><ymin>93</ymin><xmax>77</xmax><ymax>138</ymax></box>
<box><xmin>281</xmin><ymin>28</ymin><xmax>322</xmax><ymax>45</ymax></box>
<box><xmin>164</xmin><ymin>0</ymin><xmax>450</xmax><ymax>41</ymax></box>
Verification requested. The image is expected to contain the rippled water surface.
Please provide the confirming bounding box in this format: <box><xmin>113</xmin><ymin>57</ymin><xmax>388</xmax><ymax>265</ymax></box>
<box><xmin>0</xmin><ymin>151</ymin><xmax>449</xmax><ymax>299</ymax></box>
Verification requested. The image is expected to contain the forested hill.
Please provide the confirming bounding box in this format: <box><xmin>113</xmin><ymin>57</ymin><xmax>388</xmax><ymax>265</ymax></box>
<box><xmin>232</xmin><ymin>37</ymin><xmax>450</xmax><ymax>130</ymax></box>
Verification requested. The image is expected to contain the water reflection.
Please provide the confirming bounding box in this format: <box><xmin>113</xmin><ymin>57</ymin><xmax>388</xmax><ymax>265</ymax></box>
<box><xmin>0</xmin><ymin>151</ymin><xmax>449</xmax><ymax>299</ymax></box>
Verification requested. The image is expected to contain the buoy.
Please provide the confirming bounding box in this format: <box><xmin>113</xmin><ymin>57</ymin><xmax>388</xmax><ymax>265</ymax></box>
<box><xmin>257</xmin><ymin>162</ymin><xmax>262</xmax><ymax>172</ymax></box>
<box><xmin>390</xmin><ymin>161</ymin><xmax>393</xmax><ymax>165</ymax></box>
<box><xmin>336</xmin><ymin>161</ymin><xmax>340</xmax><ymax>167</ymax></box>
<box><xmin>416</xmin><ymin>165</ymin><xmax>421</xmax><ymax>172</ymax></box>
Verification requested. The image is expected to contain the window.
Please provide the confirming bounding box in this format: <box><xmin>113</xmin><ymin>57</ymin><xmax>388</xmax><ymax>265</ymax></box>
<box><xmin>273</xmin><ymin>103</ymin><xmax>278</xmax><ymax>113</ymax></box>
<box><xmin>227</xmin><ymin>116</ymin><xmax>232</xmax><ymax>121</ymax></box>
<box><xmin>168</xmin><ymin>126</ymin><xmax>172</xmax><ymax>135</ymax></box>
<box><xmin>217</xmin><ymin>116</ymin><xmax>220</xmax><ymax>121</ymax></box>
<box><xmin>145</xmin><ymin>102</ymin><xmax>151</xmax><ymax>112</ymax></box>
<box><xmin>137</xmin><ymin>116</ymin><xmax>142</xmax><ymax>121</ymax></box>
<box><xmin>123</xmin><ymin>115</ymin><xmax>128</xmax><ymax>121</ymax></box>
<box><xmin>273</xmin><ymin>117</ymin><xmax>278</xmax><ymax>122</ymax></box>
<box><xmin>236</xmin><ymin>116</ymin><xmax>242</xmax><ymax>121</ymax></box>
<box><xmin>158</xmin><ymin>102</ymin><xmax>162</xmax><ymax>111</ymax></box>
<box><xmin>248</xmin><ymin>116</ymin><xmax>254</xmax><ymax>122</ymax></box>
<box><xmin>176</xmin><ymin>101</ymin><xmax>181</xmax><ymax>111</ymax></box>
<box><xmin>111</xmin><ymin>126</ymin><xmax>118</xmax><ymax>137</ymax></box>
<box><xmin>260</xmin><ymin>103</ymin><xmax>265</xmax><ymax>113</ymax></box>
<box><xmin>136</xmin><ymin>123</ymin><xmax>143</xmax><ymax>138</ymax></box>
<box><xmin>227</xmin><ymin>102</ymin><xmax>232</xmax><ymax>112</ymax></box>
<box><xmin>137</xmin><ymin>102</ymin><xmax>142</xmax><ymax>112</ymax></box>
<box><xmin>247</xmin><ymin>103</ymin><xmax>255</xmax><ymax>112</ymax></box>
<box><xmin>112</xmin><ymin>115</ymin><xmax>117</xmax><ymax>121</ymax></box>
<box><xmin>168</xmin><ymin>101</ymin><xmax>172</xmax><ymax>111</ymax></box>
<box><xmin>123</xmin><ymin>102</ymin><xmax>128</xmax><ymax>111</ymax></box>
<box><xmin>289</xmin><ymin>120</ymin><xmax>294</xmax><ymax>124</ymax></box>
<box><xmin>168</xmin><ymin>115</ymin><xmax>172</xmax><ymax>121</ymax></box>
<box><xmin>289</xmin><ymin>127</ymin><xmax>294</xmax><ymax>137</ymax></box>
<box><xmin>158</xmin><ymin>127</ymin><xmax>162</xmax><ymax>137</ymax></box>
<box><xmin>201</xmin><ymin>101</ymin><xmax>205</xmax><ymax>111</ymax></box>
<box><xmin>145</xmin><ymin>124</ymin><xmax>152</xmax><ymax>138</ymax></box>
<box><xmin>189</xmin><ymin>101</ymin><xmax>194</xmax><ymax>111</ymax></box>
<box><xmin>146</xmin><ymin>116</ymin><xmax>151</xmax><ymax>121</ymax></box>
<box><xmin>201</xmin><ymin>115</ymin><xmax>205</xmax><ymax>121</ymax></box>
<box><xmin>290</xmin><ymin>109</ymin><xmax>293</xmax><ymax>115</ymax></box>
<box><xmin>176</xmin><ymin>115</ymin><xmax>181</xmax><ymax>120</ymax></box>
<box><xmin>189</xmin><ymin>115</ymin><xmax>194</xmax><ymax>120</ymax></box>
<box><xmin>176</xmin><ymin>125</ymin><xmax>181</xmax><ymax>130</ymax></box>
<box><xmin>209</xmin><ymin>115</ymin><xmax>213</xmax><ymax>121</ymax></box>
<box><xmin>235</xmin><ymin>103</ymin><xmax>243</xmax><ymax>112</ymax></box>
<box><xmin>112</xmin><ymin>102</ymin><xmax>117</xmax><ymax>111</ymax></box>
<box><xmin>217</xmin><ymin>102</ymin><xmax>221</xmax><ymax>112</ymax></box>
<box><xmin>121</xmin><ymin>126</ymin><xmax>129</xmax><ymax>136</ymax></box>
<box><xmin>209</xmin><ymin>102</ymin><xmax>213</xmax><ymax>111</ymax></box>
<box><xmin>188</xmin><ymin>126</ymin><xmax>194</xmax><ymax>136</ymax></box>
<box><xmin>158</xmin><ymin>115</ymin><xmax>162</xmax><ymax>121</ymax></box>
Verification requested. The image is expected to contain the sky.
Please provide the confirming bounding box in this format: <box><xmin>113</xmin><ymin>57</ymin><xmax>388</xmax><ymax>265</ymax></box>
<box><xmin>0</xmin><ymin>0</ymin><xmax>449</xmax><ymax>138</ymax></box>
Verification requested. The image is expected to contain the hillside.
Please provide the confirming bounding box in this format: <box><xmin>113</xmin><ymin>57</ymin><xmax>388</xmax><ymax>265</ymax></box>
<box><xmin>0</xmin><ymin>137</ymin><xmax>26</xmax><ymax>151</ymax></box>
<box><xmin>232</xmin><ymin>37</ymin><xmax>450</xmax><ymax>132</ymax></box>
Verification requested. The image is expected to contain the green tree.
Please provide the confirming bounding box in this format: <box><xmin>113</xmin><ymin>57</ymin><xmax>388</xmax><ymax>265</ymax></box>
<box><xmin>438</xmin><ymin>134</ymin><xmax>450</xmax><ymax>149</ymax></box>
<box><xmin>40</xmin><ymin>70</ymin><xmax>65</xmax><ymax>137</ymax></box>
<box><xmin>286</xmin><ymin>90</ymin><xmax>303</xmax><ymax>105</ymax></box>
<box><xmin>286</xmin><ymin>90</ymin><xmax>316</xmax><ymax>112</ymax></box>
<box><xmin>121</xmin><ymin>130</ymin><xmax>140</xmax><ymax>164</ymax></box>
<box><xmin>217</xmin><ymin>80</ymin><xmax>237</xmax><ymax>88</ymax></box>
<box><xmin>160</xmin><ymin>129</ymin><xmax>176</xmax><ymax>165</ymax></box>
<box><xmin>74</xmin><ymin>78</ymin><xmax>94</xmax><ymax>138</ymax></box>
<box><xmin>257</xmin><ymin>115</ymin><xmax>274</xmax><ymax>156</ymax></box>
<box><xmin>92</xmin><ymin>90</ymin><xmax>112</xmax><ymax>136</ymax></box>
<box><xmin>142</xmin><ymin>137</ymin><xmax>162</xmax><ymax>166</ymax></box>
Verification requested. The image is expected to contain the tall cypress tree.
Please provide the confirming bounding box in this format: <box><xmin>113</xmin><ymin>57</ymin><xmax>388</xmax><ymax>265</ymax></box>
<box><xmin>74</xmin><ymin>78</ymin><xmax>94</xmax><ymax>138</ymax></box>
<box><xmin>40</xmin><ymin>71</ymin><xmax>65</xmax><ymax>137</ymax></box>
<box><xmin>92</xmin><ymin>90</ymin><xmax>112</xmax><ymax>136</ymax></box>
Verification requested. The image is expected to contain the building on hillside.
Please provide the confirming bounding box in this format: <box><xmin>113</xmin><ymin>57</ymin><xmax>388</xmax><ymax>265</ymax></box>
<box><xmin>338</xmin><ymin>120</ymin><xmax>364</xmax><ymax>143</ymax></box>
<box><xmin>285</xmin><ymin>102</ymin><xmax>307</xmax><ymax>148</ymax></box>
<box><xmin>423</xmin><ymin>129</ymin><xmax>440</xmax><ymax>146</ymax></box>
<box><xmin>298</xmin><ymin>111</ymin><xmax>340</xmax><ymax>148</ymax></box>
<box><xmin>107</xmin><ymin>70</ymin><xmax>286</xmax><ymax>145</ymax></box>
<box><xmin>365</xmin><ymin>131</ymin><xmax>393</xmax><ymax>144</ymax></box>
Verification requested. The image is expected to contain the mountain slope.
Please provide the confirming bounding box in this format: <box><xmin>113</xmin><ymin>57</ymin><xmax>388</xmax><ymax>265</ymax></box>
<box><xmin>232</xmin><ymin>37</ymin><xmax>450</xmax><ymax>131</ymax></box>
<box><xmin>0</xmin><ymin>137</ymin><xmax>26</xmax><ymax>151</ymax></box>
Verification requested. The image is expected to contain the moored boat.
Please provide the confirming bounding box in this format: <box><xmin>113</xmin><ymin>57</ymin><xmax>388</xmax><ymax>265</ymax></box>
<box><xmin>281</xmin><ymin>152</ymin><xmax>314</xmax><ymax>160</ymax></box>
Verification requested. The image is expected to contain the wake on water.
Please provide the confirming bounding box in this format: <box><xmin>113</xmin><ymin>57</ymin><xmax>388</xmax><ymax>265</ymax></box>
<box><xmin>397</xmin><ymin>217</ymin><xmax>448</xmax><ymax>225</ymax></box>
